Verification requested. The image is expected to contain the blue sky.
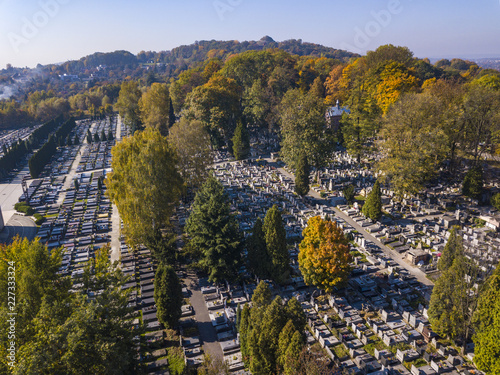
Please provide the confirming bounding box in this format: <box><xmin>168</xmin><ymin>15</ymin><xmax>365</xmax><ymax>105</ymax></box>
<box><xmin>1</xmin><ymin>0</ymin><xmax>499</xmax><ymax>68</ymax></box>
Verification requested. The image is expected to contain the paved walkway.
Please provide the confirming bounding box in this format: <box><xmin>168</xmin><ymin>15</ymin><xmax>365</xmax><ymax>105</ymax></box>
<box><xmin>56</xmin><ymin>122</ymin><xmax>95</xmax><ymax>207</ymax></box>
<box><xmin>185</xmin><ymin>271</ymin><xmax>224</xmax><ymax>360</ymax></box>
<box><xmin>0</xmin><ymin>213</ymin><xmax>38</xmax><ymax>243</ymax></box>
<box><xmin>110</xmin><ymin>117</ymin><xmax>122</xmax><ymax>262</ymax></box>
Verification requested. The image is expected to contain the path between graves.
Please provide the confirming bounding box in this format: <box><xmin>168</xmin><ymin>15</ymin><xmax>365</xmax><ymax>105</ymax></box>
<box><xmin>185</xmin><ymin>271</ymin><xmax>224</xmax><ymax>360</ymax></box>
<box><xmin>110</xmin><ymin>118</ymin><xmax>122</xmax><ymax>263</ymax></box>
<box><xmin>264</xmin><ymin>157</ymin><xmax>434</xmax><ymax>289</ymax></box>
<box><xmin>56</xmin><ymin>120</ymin><xmax>96</xmax><ymax>207</ymax></box>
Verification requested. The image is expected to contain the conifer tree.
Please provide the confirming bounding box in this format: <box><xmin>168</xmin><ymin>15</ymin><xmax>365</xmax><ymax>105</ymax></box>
<box><xmin>263</xmin><ymin>205</ymin><xmax>290</xmax><ymax>284</ymax></box>
<box><xmin>232</xmin><ymin>122</ymin><xmax>250</xmax><ymax>160</ymax></box>
<box><xmin>246</xmin><ymin>218</ymin><xmax>270</xmax><ymax>279</ymax></box>
<box><xmin>294</xmin><ymin>152</ymin><xmax>310</xmax><ymax>197</ymax></box>
<box><xmin>438</xmin><ymin>227</ymin><xmax>464</xmax><ymax>272</ymax></box>
<box><xmin>154</xmin><ymin>263</ymin><xmax>183</xmax><ymax>329</ymax></box>
<box><xmin>185</xmin><ymin>176</ymin><xmax>241</xmax><ymax>282</ymax></box>
<box><xmin>362</xmin><ymin>180</ymin><xmax>382</xmax><ymax>221</ymax></box>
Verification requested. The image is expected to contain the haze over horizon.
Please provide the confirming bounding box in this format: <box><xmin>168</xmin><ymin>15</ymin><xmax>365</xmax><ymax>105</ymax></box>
<box><xmin>1</xmin><ymin>0</ymin><xmax>500</xmax><ymax>68</ymax></box>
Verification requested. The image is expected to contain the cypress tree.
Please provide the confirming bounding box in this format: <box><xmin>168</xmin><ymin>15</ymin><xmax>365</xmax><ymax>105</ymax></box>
<box><xmin>232</xmin><ymin>122</ymin><xmax>250</xmax><ymax>160</ymax></box>
<box><xmin>168</xmin><ymin>99</ymin><xmax>176</xmax><ymax>128</ymax></box>
<box><xmin>263</xmin><ymin>205</ymin><xmax>290</xmax><ymax>284</ymax></box>
<box><xmin>438</xmin><ymin>227</ymin><xmax>464</xmax><ymax>272</ymax></box>
<box><xmin>294</xmin><ymin>153</ymin><xmax>310</xmax><ymax>197</ymax></box>
<box><xmin>362</xmin><ymin>180</ymin><xmax>382</xmax><ymax>221</ymax></box>
<box><xmin>154</xmin><ymin>263</ymin><xmax>183</xmax><ymax>329</ymax></box>
<box><xmin>473</xmin><ymin>264</ymin><xmax>500</xmax><ymax>374</ymax></box>
<box><xmin>246</xmin><ymin>218</ymin><xmax>270</xmax><ymax>279</ymax></box>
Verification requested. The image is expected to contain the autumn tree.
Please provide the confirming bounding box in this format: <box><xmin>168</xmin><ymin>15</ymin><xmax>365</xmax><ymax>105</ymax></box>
<box><xmin>299</xmin><ymin>216</ymin><xmax>352</xmax><ymax>292</ymax></box>
<box><xmin>106</xmin><ymin>128</ymin><xmax>183</xmax><ymax>252</ymax></box>
<box><xmin>139</xmin><ymin>82</ymin><xmax>171</xmax><ymax>136</ymax></box>
<box><xmin>362</xmin><ymin>180</ymin><xmax>382</xmax><ymax>221</ymax></box>
<box><xmin>263</xmin><ymin>205</ymin><xmax>290</xmax><ymax>284</ymax></box>
<box><xmin>294</xmin><ymin>153</ymin><xmax>310</xmax><ymax>197</ymax></box>
<box><xmin>378</xmin><ymin>92</ymin><xmax>448</xmax><ymax>196</ymax></box>
<box><xmin>154</xmin><ymin>263</ymin><xmax>183</xmax><ymax>329</ymax></box>
<box><xmin>232</xmin><ymin>122</ymin><xmax>250</xmax><ymax>160</ymax></box>
<box><xmin>168</xmin><ymin>118</ymin><xmax>213</xmax><ymax>189</ymax></box>
<box><xmin>115</xmin><ymin>81</ymin><xmax>142</xmax><ymax>132</ymax></box>
<box><xmin>185</xmin><ymin>73</ymin><xmax>241</xmax><ymax>147</ymax></box>
<box><xmin>185</xmin><ymin>176</ymin><xmax>241</xmax><ymax>282</ymax></box>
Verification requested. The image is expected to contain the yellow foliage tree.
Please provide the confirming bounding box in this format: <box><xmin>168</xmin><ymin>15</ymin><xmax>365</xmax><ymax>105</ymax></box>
<box><xmin>106</xmin><ymin>128</ymin><xmax>183</xmax><ymax>248</ymax></box>
<box><xmin>298</xmin><ymin>216</ymin><xmax>352</xmax><ymax>292</ymax></box>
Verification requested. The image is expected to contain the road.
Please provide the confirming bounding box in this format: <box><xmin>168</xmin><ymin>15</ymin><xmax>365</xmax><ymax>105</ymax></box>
<box><xmin>185</xmin><ymin>271</ymin><xmax>224</xmax><ymax>360</ymax></box>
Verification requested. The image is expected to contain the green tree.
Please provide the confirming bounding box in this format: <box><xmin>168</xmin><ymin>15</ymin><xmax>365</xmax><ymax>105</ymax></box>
<box><xmin>139</xmin><ymin>82</ymin><xmax>171</xmax><ymax>136</ymax></box>
<box><xmin>438</xmin><ymin>227</ymin><xmax>464</xmax><ymax>272</ymax></box>
<box><xmin>280</xmin><ymin>89</ymin><xmax>334</xmax><ymax>172</ymax></box>
<box><xmin>106</xmin><ymin>128</ymin><xmax>183</xmax><ymax>252</ymax></box>
<box><xmin>0</xmin><ymin>240</ymin><xmax>141</xmax><ymax>374</ymax></box>
<box><xmin>263</xmin><ymin>205</ymin><xmax>290</xmax><ymax>284</ymax></box>
<box><xmin>299</xmin><ymin>216</ymin><xmax>352</xmax><ymax>292</ymax></box>
<box><xmin>362</xmin><ymin>180</ymin><xmax>382</xmax><ymax>221</ymax></box>
<box><xmin>492</xmin><ymin>192</ymin><xmax>500</xmax><ymax>211</ymax></box>
<box><xmin>154</xmin><ymin>263</ymin><xmax>183</xmax><ymax>329</ymax></box>
<box><xmin>232</xmin><ymin>122</ymin><xmax>250</xmax><ymax>160</ymax></box>
<box><xmin>343</xmin><ymin>184</ymin><xmax>355</xmax><ymax>205</ymax></box>
<box><xmin>378</xmin><ymin>92</ymin><xmax>448</xmax><ymax>196</ymax></box>
<box><xmin>462</xmin><ymin>165</ymin><xmax>484</xmax><ymax>200</ymax></box>
<box><xmin>283</xmin><ymin>331</ymin><xmax>304</xmax><ymax>375</ymax></box>
<box><xmin>278</xmin><ymin>320</ymin><xmax>296</xmax><ymax>369</ymax></box>
<box><xmin>185</xmin><ymin>73</ymin><xmax>241</xmax><ymax>147</ymax></box>
<box><xmin>428</xmin><ymin>255</ymin><xmax>482</xmax><ymax>351</ymax></box>
<box><xmin>294</xmin><ymin>153</ymin><xmax>310</xmax><ymax>197</ymax></box>
<box><xmin>168</xmin><ymin>118</ymin><xmax>213</xmax><ymax>189</ymax></box>
<box><xmin>252</xmin><ymin>280</ymin><xmax>272</xmax><ymax>309</ymax></box>
<box><xmin>473</xmin><ymin>264</ymin><xmax>500</xmax><ymax>374</ymax></box>
<box><xmin>185</xmin><ymin>176</ymin><xmax>241</xmax><ymax>282</ymax></box>
<box><xmin>246</xmin><ymin>218</ymin><xmax>271</xmax><ymax>279</ymax></box>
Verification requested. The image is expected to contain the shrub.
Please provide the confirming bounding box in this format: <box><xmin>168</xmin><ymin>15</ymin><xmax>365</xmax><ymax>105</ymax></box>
<box><xmin>34</xmin><ymin>213</ymin><xmax>45</xmax><ymax>225</ymax></box>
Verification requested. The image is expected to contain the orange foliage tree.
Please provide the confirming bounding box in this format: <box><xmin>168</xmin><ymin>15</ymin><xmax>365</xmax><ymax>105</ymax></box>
<box><xmin>298</xmin><ymin>216</ymin><xmax>352</xmax><ymax>292</ymax></box>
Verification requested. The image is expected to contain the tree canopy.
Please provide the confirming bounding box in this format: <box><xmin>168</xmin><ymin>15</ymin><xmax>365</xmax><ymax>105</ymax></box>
<box><xmin>299</xmin><ymin>216</ymin><xmax>352</xmax><ymax>292</ymax></box>
<box><xmin>106</xmin><ymin>128</ymin><xmax>183</xmax><ymax>250</ymax></box>
<box><xmin>185</xmin><ymin>176</ymin><xmax>241</xmax><ymax>282</ymax></box>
